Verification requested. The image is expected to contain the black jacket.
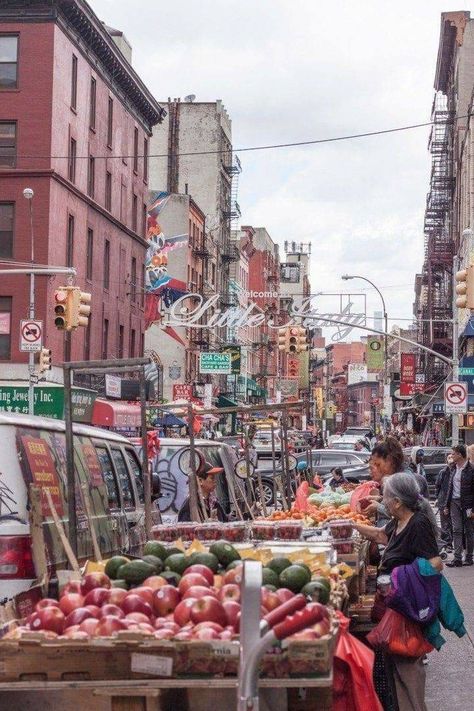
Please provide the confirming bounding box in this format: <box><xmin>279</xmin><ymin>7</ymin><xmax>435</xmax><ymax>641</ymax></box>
<box><xmin>447</xmin><ymin>461</ymin><xmax>474</xmax><ymax>510</ymax></box>
<box><xmin>177</xmin><ymin>496</ymin><xmax>227</xmax><ymax>523</ymax></box>
<box><xmin>436</xmin><ymin>464</ymin><xmax>454</xmax><ymax>509</ymax></box>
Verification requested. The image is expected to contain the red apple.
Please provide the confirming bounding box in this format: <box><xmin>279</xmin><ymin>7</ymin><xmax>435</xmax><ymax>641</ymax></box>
<box><xmin>60</xmin><ymin>581</ymin><xmax>82</xmax><ymax>597</ymax></box>
<box><xmin>218</xmin><ymin>584</ymin><xmax>240</xmax><ymax>603</ymax></box>
<box><xmin>312</xmin><ymin>618</ymin><xmax>331</xmax><ymax>638</ymax></box>
<box><xmin>305</xmin><ymin>602</ymin><xmax>327</xmax><ymax>624</ymax></box>
<box><xmin>66</xmin><ymin>630</ymin><xmax>90</xmax><ymax>640</ymax></box>
<box><xmin>161</xmin><ymin>621</ymin><xmax>180</xmax><ymax>634</ymax></box>
<box><xmin>174</xmin><ymin>598</ymin><xmax>196</xmax><ymax>626</ymax></box>
<box><xmin>122</xmin><ymin>594</ymin><xmax>153</xmax><ymax>618</ymax></box>
<box><xmin>184</xmin><ymin>565</ymin><xmax>214</xmax><ymax>586</ymax></box>
<box><xmin>108</xmin><ymin>588</ymin><xmax>128</xmax><ymax>607</ymax></box>
<box><xmin>85</xmin><ymin>605</ymin><xmax>101</xmax><ymax>619</ymax></box>
<box><xmin>126</xmin><ymin>612</ymin><xmax>152</xmax><ymax>625</ymax></box>
<box><xmin>95</xmin><ymin>615</ymin><xmax>127</xmax><ymax>636</ymax></box>
<box><xmin>193</xmin><ymin>627</ymin><xmax>220</xmax><ymax>640</ymax></box>
<box><xmin>154</xmin><ymin>628</ymin><xmax>175</xmax><ymax>640</ymax></box>
<box><xmin>190</xmin><ymin>596</ymin><xmax>227</xmax><ymax>627</ymax></box>
<box><xmin>261</xmin><ymin>589</ymin><xmax>280</xmax><ymax>612</ymax></box>
<box><xmin>100</xmin><ymin>604</ymin><xmax>125</xmax><ymax>619</ymax></box>
<box><xmin>84</xmin><ymin>587</ymin><xmax>111</xmax><ymax>607</ymax></box>
<box><xmin>31</xmin><ymin>607</ymin><xmax>65</xmax><ymax>634</ymax></box>
<box><xmin>79</xmin><ymin>617</ymin><xmax>99</xmax><ymax>635</ymax></box>
<box><xmin>183</xmin><ymin>585</ymin><xmax>216</xmax><ymax>601</ymax></box>
<box><xmin>137</xmin><ymin>623</ymin><xmax>155</xmax><ymax>634</ymax></box>
<box><xmin>193</xmin><ymin>621</ymin><xmax>224</xmax><ymax>633</ymax></box>
<box><xmin>62</xmin><ymin>624</ymin><xmax>80</xmax><ymax>635</ymax></box>
<box><xmin>223</xmin><ymin>566</ymin><xmax>243</xmax><ymax>585</ymax></box>
<box><xmin>152</xmin><ymin>585</ymin><xmax>180</xmax><ymax>616</ymax></box>
<box><xmin>64</xmin><ymin>607</ymin><xmax>94</xmax><ymax>628</ymax></box>
<box><xmin>143</xmin><ymin>575</ymin><xmax>168</xmax><ymax>590</ymax></box>
<box><xmin>59</xmin><ymin>593</ymin><xmax>85</xmax><ymax>616</ymax></box>
<box><xmin>220</xmin><ymin>629</ymin><xmax>234</xmax><ymax>640</ymax></box>
<box><xmin>276</xmin><ymin>588</ymin><xmax>295</xmax><ymax>604</ymax></box>
<box><xmin>130</xmin><ymin>586</ymin><xmax>154</xmax><ymax>606</ymax></box>
<box><xmin>174</xmin><ymin>629</ymin><xmax>193</xmax><ymax>641</ymax></box>
<box><xmin>35</xmin><ymin>598</ymin><xmax>60</xmax><ymax>611</ymax></box>
<box><xmin>222</xmin><ymin>600</ymin><xmax>241</xmax><ymax>629</ymax></box>
<box><xmin>81</xmin><ymin>572</ymin><xmax>111</xmax><ymax>595</ymax></box>
<box><xmin>178</xmin><ymin>573</ymin><xmax>210</xmax><ymax>596</ymax></box>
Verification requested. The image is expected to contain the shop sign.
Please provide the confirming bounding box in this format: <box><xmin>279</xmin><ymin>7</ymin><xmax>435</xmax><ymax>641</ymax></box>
<box><xmin>0</xmin><ymin>385</ymin><xmax>96</xmax><ymax>422</ymax></box>
<box><xmin>347</xmin><ymin>363</ymin><xmax>367</xmax><ymax>385</ymax></box>
<box><xmin>279</xmin><ymin>378</ymin><xmax>299</xmax><ymax>398</ymax></box>
<box><xmin>199</xmin><ymin>352</ymin><xmax>231</xmax><ymax>374</ymax></box>
<box><xmin>21</xmin><ymin>435</ymin><xmax>63</xmax><ymax>516</ymax></box>
<box><xmin>105</xmin><ymin>375</ymin><xmax>121</xmax><ymax>399</ymax></box>
<box><xmin>366</xmin><ymin>337</ymin><xmax>384</xmax><ymax>371</ymax></box>
<box><xmin>220</xmin><ymin>346</ymin><xmax>241</xmax><ymax>374</ymax></box>
<box><xmin>399</xmin><ymin>382</ymin><xmax>424</xmax><ymax>396</ymax></box>
<box><xmin>400</xmin><ymin>354</ymin><xmax>416</xmax><ymax>384</ymax></box>
<box><xmin>172</xmin><ymin>384</ymin><xmax>193</xmax><ymax>400</ymax></box>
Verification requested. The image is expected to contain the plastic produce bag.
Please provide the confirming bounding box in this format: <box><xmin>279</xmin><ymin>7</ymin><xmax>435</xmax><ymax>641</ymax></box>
<box><xmin>294</xmin><ymin>480</ymin><xmax>310</xmax><ymax>513</ymax></box>
<box><xmin>367</xmin><ymin>608</ymin><xmax>434</xmax><ymax>658</ymax></box>
<box><xmin>350</xmin><ymin>480</ymin><xmax>379</xmax><ymax>512</ymax></box>
<box><xmin>333</xmin><ymin>612</ymin><xmax>383</xmax><ymax>711</ymax></box>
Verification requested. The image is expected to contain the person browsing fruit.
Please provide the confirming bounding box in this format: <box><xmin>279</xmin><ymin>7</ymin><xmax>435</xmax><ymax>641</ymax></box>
<box><xmin>178</xmin><ymin>461</ymin><xmax>227</xmax><ymax>522</ymax></box>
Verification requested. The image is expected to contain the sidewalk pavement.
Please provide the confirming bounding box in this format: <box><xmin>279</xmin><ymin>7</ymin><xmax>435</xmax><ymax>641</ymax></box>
<box><xmin>425</xmin><ymin>565</ymin><xmax>474</xmax><ymax>710</ymax></box>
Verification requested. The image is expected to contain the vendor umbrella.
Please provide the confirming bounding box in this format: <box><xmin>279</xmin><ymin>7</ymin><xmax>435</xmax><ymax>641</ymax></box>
<box><xmin>153</xmin><ymin>413</ymin><xmax>186</xmax><ymax>427</ymax></box>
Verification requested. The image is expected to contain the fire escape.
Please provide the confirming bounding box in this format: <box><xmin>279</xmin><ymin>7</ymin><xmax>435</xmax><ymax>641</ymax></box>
<box><xmin>418</xmin><ymin>93</ymin><xmax>454</xmax><ymax>387</ymax></box>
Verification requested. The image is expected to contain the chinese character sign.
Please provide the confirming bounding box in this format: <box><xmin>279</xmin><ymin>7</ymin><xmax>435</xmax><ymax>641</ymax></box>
<box><xmin>21</xmin><ymin>435</ymin><xmax>63</xmax><ymax>516</ymax></box>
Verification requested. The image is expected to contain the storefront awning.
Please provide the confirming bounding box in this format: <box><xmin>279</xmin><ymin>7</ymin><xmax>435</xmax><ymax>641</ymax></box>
<box><xmin>91</xmin><ymin>399</ymin><xmax>141</xmax><ymax>428</ymax></box>
<box><xmin>217</xmin><ymin>395</ymin><xmax>238</xmax><ymax>408</ymax></box>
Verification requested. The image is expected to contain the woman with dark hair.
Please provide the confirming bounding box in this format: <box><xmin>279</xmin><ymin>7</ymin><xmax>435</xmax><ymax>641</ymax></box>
<box><xmin>362</xmin><ymin>437</ymin><xmax>405</xmax><ymax>527</ymax></box>
<box><xmin>327</xmin><ymin>467</ymin><xmax>348</xmax><ymax>490</ymax></box>
<box><xmin>354</xmin><ymin>472</ymin><xmax>441</xmax><ymax>711</ymax></box>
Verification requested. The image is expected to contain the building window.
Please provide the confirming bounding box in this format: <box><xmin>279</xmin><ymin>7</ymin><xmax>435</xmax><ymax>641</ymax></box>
<box><xmin>66</xmin><ymin>214</ymin><xmax>74</xmax><ymax>267</ymax></box>
<box><xmin>132</xmin><ymin>193</ymin><xmax>138</xmax><ymax>232</ymax></box>
<box><xmin>87</xmin><ymin>155</ymin><xmax>95</xmax><ymax>198</ymax></box>
<box><xmin>143</xmin><ymin>203</ymin><xmax>148</xmax><ymax>237</ymax></box>
<box><xmin>68</xmin><ymin>136</ymin><xmax>77</xmax><ymax>183</ymax></box>
<box><xmin>133</xmin><ymin>127</ymin><xmax>139</xmax><ymax>172</ymax></box>
<box><xmin>130</xmin><ymin>328</ymin><xmax>136</xmax><ymax>357</ymax></box>
<box><xmin>118</xmin><ymin>325</ymin><xmax>124</xmax><ymax>359</ymax></box>
<box><xmin>86</xmin><ymin>228</ymin><xmax>93</xmax><ymax>280</ymax></box>
<box><xmin>144</xmin><ymin>137</ymin><xmax>149</xmax><ymax>182</ymax></box>
<box><xmin>107</xmin><ymin>97</ymin><xmax>113</xmax><ymax>147</ymax></box>
<box><xmin>105</xmin><ymin>171</ymin><xmax>112</xmax><ymax>211</ymax></box>
<box><xmin>71</xmin><ymin>54</ymin><xmax>78</xmax><ymax>110</ymax></box>
<box><xmin>0</xmin><ymin>36</ymin><xmax>18</xmax><ymax>89</ymax></box>
<box><xmin>89</xmin><ymin>76</ymin><xmax>96</xmax><ymax>130</ymax></box>
<box><xmin>0</xmin><ymin>296</ymin><xmax>12</xmax><ymax>359</ymax></box>
<box><xmin>0</xmin><ymin>122</ymin><xmax>16</xmax><ymax>167</ymax></box>
<box><xmin>104</xmin><ymin>239</ymin><xmax>110</xmax><ymax>289</ymax></box>
<box><xmin>0</xmin><ymin>203</ymin><xmax>14</xmax><ymax>258</ymax></box>
<box><xmin>131</xmin><ymin>257</ymin><xmax>137</xmax><ymax>302</ymax></box>
<box><xmin>102</xmin><ymin>318</ymin><xmax>109</xmax><ymax>359</ymax></box>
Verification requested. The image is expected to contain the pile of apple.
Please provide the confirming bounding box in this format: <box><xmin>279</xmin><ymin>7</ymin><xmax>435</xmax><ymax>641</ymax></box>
<box><xmin>15</xmin><ymin>563</ymin><xmax>331</xmax><ymax>643</ymax></box>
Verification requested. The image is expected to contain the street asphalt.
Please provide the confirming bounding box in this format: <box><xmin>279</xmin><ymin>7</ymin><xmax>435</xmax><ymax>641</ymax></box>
<box><xmin>425</xmin><ymin>565</ymin><xmax>474</xmax><ymax>711</ymax></box>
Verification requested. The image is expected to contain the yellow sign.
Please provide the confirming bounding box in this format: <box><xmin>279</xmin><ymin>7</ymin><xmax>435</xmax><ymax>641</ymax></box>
<box><xmin>313</xmin><ymin>387</ymin><xmax>324</xmax><ymax>417</ymax></box>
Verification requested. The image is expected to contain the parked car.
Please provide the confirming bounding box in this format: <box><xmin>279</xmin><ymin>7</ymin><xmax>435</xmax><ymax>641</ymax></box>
<box><xmin>0</xmin><ymin>412</ymin><xmax>158</xmax><ymax>603</ymax></box>
<box><xmin>402</xmin><ymin>446</ymin><xmax>452</xmax><ymax>487</ymax></box>
<box><xmin>328</xmin><ymin>437</ymin><xmax>370</xmax><ymax>452</ymax></box>
<box><xmin>252</xmin><ymin>428</ymin><xmax>282</xmax><ymax>459</ymax></box>
<box><xmin>295</xmin><ymin>449</ymin><xmax>370</xmax><ymax>481</ymax></box>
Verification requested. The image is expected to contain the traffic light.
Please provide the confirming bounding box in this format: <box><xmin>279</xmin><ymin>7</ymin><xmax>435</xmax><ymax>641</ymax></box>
<box><xmin>278</xmin><ymin>327</ymin><xmax>288</xmax><ymax>351</ymax></box>
<box><xmin>54</xmin><ymin>286</ymin><xmax>91</xmax><ymax>331</ymax></box>
<box><xmin>455</xmin><ymin>264</ymin><xmax>474</xmax><ymax>309</ymax></box>
<box><xmin>38</xmin><ymin>348</ymin><xmax>52</xmax><ymax>373</ymax></box>
<box><xmin>288</xmin><ymin>327</ymin><xmax>299</xmax><ymax>353</ymax></box>
<box><xmin>297</xmin><ymin>326</ymin><xmax>309</xmax><ymax>353</ymax></box>
<box><xmin>54</xmin><ymin>287</ymin><xmax>69</xmax><ymax>330</ymax></box>
<box><xmin>70</xmin><ymin>288</ymin><xmax>91</xmax><ymax>329</ymax></box>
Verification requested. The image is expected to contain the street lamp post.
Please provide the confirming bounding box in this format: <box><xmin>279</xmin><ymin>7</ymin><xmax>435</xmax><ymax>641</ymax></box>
<box><xmin>23</xmin><ymin>188</ymin><xmax>35</xmax><ymax>416</ymax></box>
<box><xmin>342</xmin><ymin>274</ymin><xmax>388</xmax><ymax>428</ymax></box>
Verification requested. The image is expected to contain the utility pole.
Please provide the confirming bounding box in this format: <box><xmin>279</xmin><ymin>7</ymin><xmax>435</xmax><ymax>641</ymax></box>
<box><xmin>452</xmin><ymin>254</ymin><xmax>460</xmax><ymax>445</ymax></box>
<box><xmin>23</xmin><ymin>188</ymin><xmax>35</xmax><ymax>416</ymax></box>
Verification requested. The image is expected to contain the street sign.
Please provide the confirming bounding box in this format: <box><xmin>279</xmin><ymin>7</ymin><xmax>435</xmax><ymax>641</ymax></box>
<box><xmin>199</xmin><ymin>352</ymin><xmax>231</xmax><ymax>374</ymax></box>
<box><xmin>105</xmin><ymin>374</ymin><xmax>121</xmax><ymax>399</ymax></box>
<box><xmin>445</xmin><ymin>382</ymin><xmax>468</xmax><ymax>414</ymax></box>
<box><xmin>460</xmin><ymin>367</ymin><xmax>474</xmax><ymax>376</ymax></box>
<box><xmin>20</xmin><ymin>319</ymin><xmax>43</xmax><ymax>352</ymax></box>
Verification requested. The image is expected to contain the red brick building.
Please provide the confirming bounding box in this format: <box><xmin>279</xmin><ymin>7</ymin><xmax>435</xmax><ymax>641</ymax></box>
<box><xmin>0</xmin><ymin>0</ymin><xmax>163</xmax><ymax>379</ymax></box>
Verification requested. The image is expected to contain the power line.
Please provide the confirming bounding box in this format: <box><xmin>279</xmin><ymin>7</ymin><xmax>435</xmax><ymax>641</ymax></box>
<box><xmin>12</xmin><ymin>113</ymin><xmax>472</xmax><ymax>161</ymax></box>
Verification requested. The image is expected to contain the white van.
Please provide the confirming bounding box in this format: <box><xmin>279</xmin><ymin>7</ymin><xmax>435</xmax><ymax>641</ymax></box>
<box><xmin>0</xmin><ymin>413</ymin><xmax>151</xmax><ymax>603</ymax></box>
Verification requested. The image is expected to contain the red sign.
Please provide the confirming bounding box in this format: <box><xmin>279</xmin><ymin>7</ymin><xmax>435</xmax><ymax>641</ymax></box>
<box><xmin>21</xmin><ymin>435</ymin><xmax>63</xmax><ymax>517</ymax></box>
<box><xmin>173</xmin><ymin>384</ymin><xmax>193</xmax><ymax>400</ymax></box>
<box><xmin>400</xmin><ymin>382</ymin><xmax>425</xmax><ymax>396</ymax></box>
<box><xmin>400</xmin><ymin>354</ymin><xmax>416</xmax><ymax>384</ymax></box>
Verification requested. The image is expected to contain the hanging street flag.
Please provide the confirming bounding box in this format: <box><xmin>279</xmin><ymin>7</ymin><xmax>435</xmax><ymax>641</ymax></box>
<box><xmin>400</xmin><ymin>353</ymin><xmax>416</xmax><ymax>384</ymax></box>
<box><xmin>367</xmin><ymin>336</ymin><xmax>384</xmax><ymax>371</ymax></box>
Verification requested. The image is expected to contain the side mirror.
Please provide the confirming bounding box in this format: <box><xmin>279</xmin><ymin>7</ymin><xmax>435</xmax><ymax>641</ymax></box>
<box><xmin>151</xmin><ymin>472</ymin><xmax>161</xmax><ymax>499</ymax></box>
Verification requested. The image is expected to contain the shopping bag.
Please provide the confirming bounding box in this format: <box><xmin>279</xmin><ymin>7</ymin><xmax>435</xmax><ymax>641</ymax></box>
<box><xmin>294</xmin><ymin>481</ymin><xmax>310</xmax><ymax>513</ymax></box>
<box><xmin>332</xmin><ymin>612</ymin><xmax>383</xmax><ymax>711</ymax></box>
<box><xmin>367</xmin><ymin>608</ymin><xmax>434</xmax><ymax>658</ymax></box>
<box><xmin>350</xmin><ymin>480</ymin><xmax>379</xmax><ymax>512</ymax></box>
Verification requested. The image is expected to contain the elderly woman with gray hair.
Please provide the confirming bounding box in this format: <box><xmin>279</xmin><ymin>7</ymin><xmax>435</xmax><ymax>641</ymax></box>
<box><xmin>354</xmin><ymin>472</ymin><xmax>442</xmax><ymax>711</ymax></box>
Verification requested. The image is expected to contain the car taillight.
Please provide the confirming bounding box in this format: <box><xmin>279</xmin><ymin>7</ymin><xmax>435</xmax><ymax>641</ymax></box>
<box><xmin>0</xmin><ymin>536</ymin><xmax>35</xmax><ymax>579</ymax></box>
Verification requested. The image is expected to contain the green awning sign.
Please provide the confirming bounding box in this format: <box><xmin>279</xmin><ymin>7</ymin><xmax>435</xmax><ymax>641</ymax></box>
<box><xmin>0</xmin><ymin>386</ymin><xmax>96</xmax><ymax>422</ymax></box>
<box><xmin>199</xmin><ymin>352</ymin><xmax>232</xmax><ymax>374</ymax></box>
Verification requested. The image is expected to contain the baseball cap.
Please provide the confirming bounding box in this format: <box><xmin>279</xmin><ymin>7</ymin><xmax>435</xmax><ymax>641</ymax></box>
<box><xmin>201</xmin><ymin>461</ymin><xmax>224</xmax><ymax>476</ymax></box>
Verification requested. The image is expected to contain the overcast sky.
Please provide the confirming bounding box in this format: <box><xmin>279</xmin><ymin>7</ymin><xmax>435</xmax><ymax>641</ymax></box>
<box><xmin>92</xmin><ymin>0</ymin><xmax>462</xmax><ymax>341</ymax></box>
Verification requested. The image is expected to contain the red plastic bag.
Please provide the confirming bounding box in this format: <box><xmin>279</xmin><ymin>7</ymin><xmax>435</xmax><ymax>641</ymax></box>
<box><xmin>333</xmin><ymin>612</ymin><xmax>383</xmax><ymax>711</ymax></box>
<box><xmin>367</xmin><ymin>609</ymin><xmax>434</xmax><ymax>658</ymax></box>
<box><xmin>350</xmin><ymin>480</ymin><xmax>379</xmax><ymax>512</ymax></box>
<box><xmin>294</xmin><ymin>481</ymin><xmax>309</xmax><ymax>513</ymax></box>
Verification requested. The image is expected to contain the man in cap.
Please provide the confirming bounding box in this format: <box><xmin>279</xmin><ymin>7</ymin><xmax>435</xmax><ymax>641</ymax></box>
<box><xmin>178</xmin><ymin>460</ymin><xmax>227</xmax><ymax>522</ymax></box>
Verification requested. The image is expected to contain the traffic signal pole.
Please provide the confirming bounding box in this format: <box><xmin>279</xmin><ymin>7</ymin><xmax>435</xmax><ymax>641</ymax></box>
<box><xmin>452</xmin><ymin>255</ymin><xmax>461</xmax><ymax>446</ymax></box>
